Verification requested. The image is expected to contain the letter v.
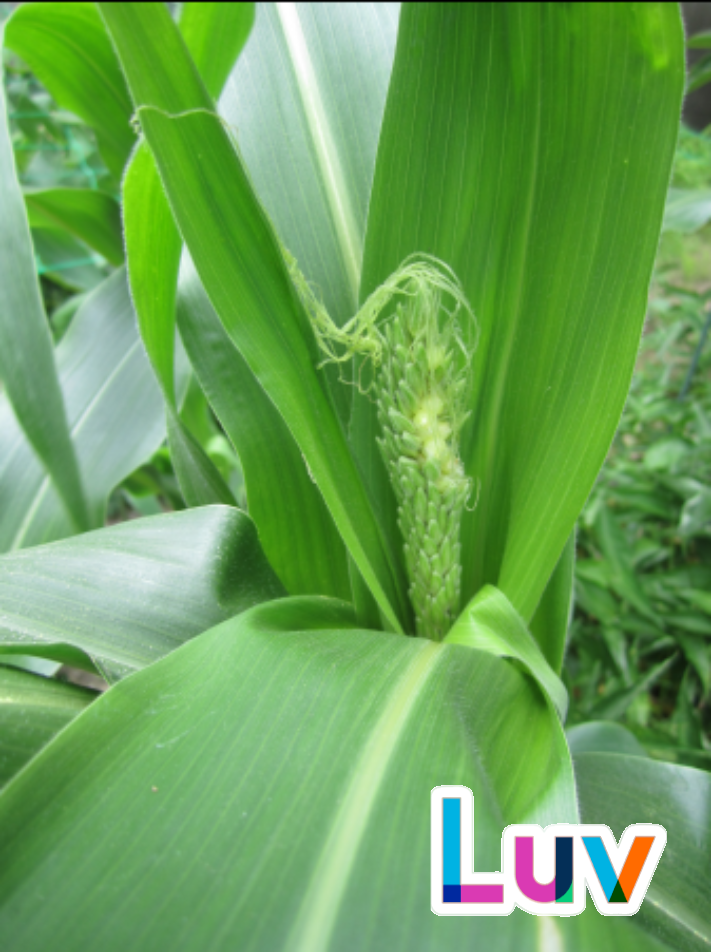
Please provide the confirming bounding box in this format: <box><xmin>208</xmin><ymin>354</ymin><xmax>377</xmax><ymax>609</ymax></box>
<box><xmin>582</xmin><ymin>835</ymin><xmax>654</xmax><ymax>902</ymax></box>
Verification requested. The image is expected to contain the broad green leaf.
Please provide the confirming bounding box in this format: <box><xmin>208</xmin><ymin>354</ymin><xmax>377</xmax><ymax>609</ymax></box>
<box><xmin>101</xmin><ymin>1</ymin><xmax>410</xmax><ymax>633</ymax></box>
<box><xmin>120</xmin><ymin>4</ymin><xmax>254</xmax><ymax>508</ymax></box>
<box><xmin>122</xmin><ymin>142</ymin><xmax>182</xmax><ymax>405</ymax></box>
<box><xmin>446</xmin><ymin>584</ymin><xmax>568</xmax><ymax>721</ymax></box>
<box><xmin>122</xmin><ymin>0</ymin><xmax>256</xmax><ymax>408</ymax></box>
<box><xmin>24</xmin><ymin>188</ymin><xmax>123</xmax><ymax>265</ymax></box>
<box><xmin>0</xmin><ymin>37</ymin><xmax>88</xmax><ymax>534</ymax></box>
<box><xmin>0</xmin><ymin>507</ymin><xmax>284</xmax><ymax>683</ymax></box>
<box><xmin>5</xmin><ymin>2</ymin><xmax>135</xmax><ymax>180</ymax></box>
<box><xmin>0</xmin><ymin>596</ymin><xmax>576</xmax><ymax>950</ymax></box>
<box><xmin>119</xmin><ymin>2</ymin><xmax>394</xmax><ymax>589</ymax></box>
<box><xmin>122</xmin><ymin>143</ymin><xmax>233</xmax><ymax>509</ymax></box>
<box><xmin>122</xmin><ymin>148</ymin><xmax>232</xmax><ymax>510</ymax></box>
<box><xmin>360</xmin><ymin>3</ymin><xmax>684</xmax><ymax>627</ymax></box>
<box><xmin>575</xmin><ymin>753</ymin><xmax>711</xmax><ymax>952</ymax></box>
<box><xmin>48</xmin><ymin>292</ymin><xmax>86</xmax><ymax>342</ymax></box>
<box><xmin>177</xmin><ymin>255</ymin><xmax>350</xmax><ymax>598</ymax></box>
<box><xmin>556</xmin><ymin>907</ymin><xmax>678</xmax><ymax>951</ymax></box>
<box><xmin>0</xmin><ymin>270</ymin><xmax>165</xmax><ymax>550</ymax></box>
<box><xmin>0</xmin><ymin>665</ymin><xmax>93</xmax><ymax>789</ymax></box>
<box><xmin>0</xmin><ymin>656</ymin><xmax>61</xmax><ymax>679</ymax></box>
<box><xmin>171</xmin><ymin>2</ymin><xmax>374</xmax><ymax>596</ymax></box>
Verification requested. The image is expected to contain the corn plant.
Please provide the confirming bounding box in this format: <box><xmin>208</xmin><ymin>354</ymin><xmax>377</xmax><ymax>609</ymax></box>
<box><xmin>0</xmin><ymin>3</ymin><xmax>708</xmax><ymax>950</ymax></box>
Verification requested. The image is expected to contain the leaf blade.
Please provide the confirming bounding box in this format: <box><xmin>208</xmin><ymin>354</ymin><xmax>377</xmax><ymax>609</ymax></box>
<box><xmin>361</xmin><ymin>3</ymin><xmax>685</xmax><ymax>627</ymax></box>
<box><xmin>575</xmin><ymin>753</ymin><xmax>711</xmax><ymax>951</ymax></box>
<box><xmin>0</xmin><ymin>507</ymin><xmax>284</xmax><ymax>682</ymax></box>
<box><xmin>0</xmin><ymin>37</ymin><xmax>88</xmax><ymax>533</ymax></box>
<box><xmin>446</xmin><ymin>585</ymin><xmax>568</xmax><ymax>721</ymax></box>
<box><xmin>0</xmin><ymin>597</ymin><xmax>575</xmax><ymax>950</ymax></box>
<box><xmin>119</xmin><ymin>4</ymin><xmax>254</xmax><ymax>509</ymax></box>
<box><xmin>101</xmin><ymin>1</ymin><xmax>410</xmax><ymax>631</ymax></box>
<box><xmin>176</xmin><ymin>255</ymin><xmax>350</xmax><ymax>598</ymax></box>
<box><xmin>0</xmin><ymin>665</ymin><xmax>93</xmax><ymax>789</ymax></box>
<box><xmin>24</xmin><ymin>188</ymin><xmax>123</xmax><ymax>265</ymax></box>
<box><xmin>5</xmin><ymin>2</ymin><xmax>135</xmax><ymax>180</ymax></box>
<box><xmin>0</xmin><ymin>270</ymin><xmax>169</xmax><ymax>550</ymax></box>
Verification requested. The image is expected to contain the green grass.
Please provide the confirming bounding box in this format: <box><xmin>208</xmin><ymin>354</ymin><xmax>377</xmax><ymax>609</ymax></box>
<box><xmin>566</xmin><ymin>191</ymin><xmax>711</xmax><ymax>768</ymax></box>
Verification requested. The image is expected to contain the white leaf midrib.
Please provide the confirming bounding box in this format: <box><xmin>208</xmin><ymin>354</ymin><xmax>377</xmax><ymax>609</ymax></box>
<box><xmin>288</xmin><ymin>639</ymin><xmax>441</xmax><ymax>952</ymax></box>
<box><xmin>275</xmin><ymin>1</ymin><xmax>361</xmax><ymax>306</ymax></box>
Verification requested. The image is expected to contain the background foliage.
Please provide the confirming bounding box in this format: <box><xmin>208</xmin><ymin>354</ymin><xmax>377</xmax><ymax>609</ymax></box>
<box><xmin>567</xmin><ymin>123</ymin><xmax>711</xmax><ymax>767</ymax></box>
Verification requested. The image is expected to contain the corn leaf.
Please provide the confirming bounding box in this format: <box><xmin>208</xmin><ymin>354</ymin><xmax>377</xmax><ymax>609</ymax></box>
<box><xmin>446</xmin><ymin>585</ymin><xmax>568</xmax><ymax>721</ymax></box>
<box><xmin>101</xmin><ymin>1</ymin><xmax>410</xmax><ymax>632</ymax></box>
<box><xmin>0</xmin><ymin>507</ymin><xmax>284</xmax><ymax>683</ymax></box>
<box><xmin>123</xmin><ymin>144</ymin><xmax>234</xmax><ymax>508</ymax></box>
<box><xmin>24</xmin><ymin>188</ymin><xmax>123</xmax><ymax>265</ymax></box>
<box><xmin>177</xmin><ymin>255</ymin><xmax>350</xmax><ymax>598</ymax></box>
<box><xmin>567</xmin><ymin>721</ymin><xmax>649</xmax><ymax>758</ymax></box>
<box><xmin>5</xmin><ymin>1</ymin><xmax>135</xmax><ymax>180</ymax></box>
<box><xmin>0</xmin><ymin>270</ymin><xmax>166</xmax><ymax>550</ymax></box>
<box><xmin>176</xmin><ymin>3</ymin><xmax>398</xmax><ymax>599</ymax></box>
<box><xmin>112</xmin><ymin>0</ymin><xmax>399</xmax><ymax>609</ymax></box>
<box><xmin>360</xmin><ymin>3</ymin><xmax>685</xmax><ymax>627</ymax></box>
<box><xmin>0</xmin><ymin>36</ymin><xmax>88</xmax><ymax>534</ymax></box>
<box><xmin>30</xmin><ymin>226</ymin><xmax>106</xmax><ymax>292</ymax></box>
<box><xmin>0</xmin><ymin>597</ymin><xmax>575</xmax><ymax>950</ymax></box>
<box><xmin>0</xmin><ymin>665</ymin><xmax>93</xmax><ymax>789</ymax></box>
<box><xmin>220</xmin><ymin>3</ymin><xmax>402</xmax><ymax>562</ymax></box>
<box><xmin>576</xmin><ymin>753</ymin><xmax>711</xmax><ymax>951</ymax></box>
<box><xmin>120</xmin><ymin>6</ymin><xmax>254</xmax><ymax>508</ymax></box>
<box><xmin>122</xmin><ymin>142</ymin><xmax>183</xmax><ymax>406</ymax></box>
<box><xmin>121</xmin><ymin>1</ymin><xmax>254</xmax><ymax>405</ymax></box>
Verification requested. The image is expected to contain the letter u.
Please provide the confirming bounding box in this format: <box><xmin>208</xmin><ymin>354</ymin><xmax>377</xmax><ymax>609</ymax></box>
<box><xmin>515</xmin><ymin>836</ymin><xmax>573</xmax><ymax>903</ymax></box>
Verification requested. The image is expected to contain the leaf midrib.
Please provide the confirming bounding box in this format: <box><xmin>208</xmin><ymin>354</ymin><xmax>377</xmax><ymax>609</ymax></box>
<box><xmin>287</xmin><ymin>638</ymin><xmax>441</xmax><ymax>952</ymax></box>
<box><xmin>275</xmin><ymin>1</ymin><xmax>362</xmax><ymax>308</ymax></box>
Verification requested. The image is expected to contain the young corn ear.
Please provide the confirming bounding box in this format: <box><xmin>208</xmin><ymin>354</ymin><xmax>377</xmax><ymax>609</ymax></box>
<box><xmin>374</xmin><ymin>283</ymin><xmax>471</xmax><ymax>640</ymax></box>
<box><xmin>286</xmin><ymin>250</ymin><xmax>474</xmax><ymax>640</ymax></box>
